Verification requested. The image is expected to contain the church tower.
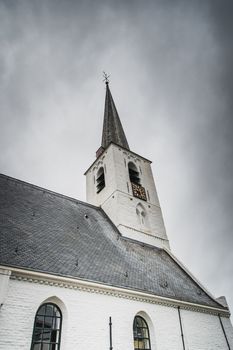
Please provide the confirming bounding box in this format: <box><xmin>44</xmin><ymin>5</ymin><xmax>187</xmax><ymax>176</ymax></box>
<box><xmin>85</xmin><ymin>81</ymin><xmax>170</xmax><ymax>249</ymax></box>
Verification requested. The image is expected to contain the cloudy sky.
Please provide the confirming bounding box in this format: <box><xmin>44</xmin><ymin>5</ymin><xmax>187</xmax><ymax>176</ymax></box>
<box><xmin>1</xmin><ymin>0</ymin><xmax>233</xmax><ymax>315</ymax></box>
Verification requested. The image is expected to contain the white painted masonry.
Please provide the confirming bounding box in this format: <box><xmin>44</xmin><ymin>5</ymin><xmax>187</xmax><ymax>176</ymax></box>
<box><xmin>0</xmin><ymin>268</ymin><xmax>11</xmax><ymax>305</ymax></box>
<box><xmin>85</xmin><ymin>143</ymin><xmax>170</xmax><ymax>248</ymax></box>
<box><xmin>0</xmin><ymin>269</ymin><xmax>232</xmax><ymax>350</ymax></box>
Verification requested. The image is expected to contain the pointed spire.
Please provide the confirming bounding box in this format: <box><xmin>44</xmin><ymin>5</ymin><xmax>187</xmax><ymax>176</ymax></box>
<box><xmin>101</xmin><ymin>81</ymin><xmax>130</xmax><ymax>151</ymax></box>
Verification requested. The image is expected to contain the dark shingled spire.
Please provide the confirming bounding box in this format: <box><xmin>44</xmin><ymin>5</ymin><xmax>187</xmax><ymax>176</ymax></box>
<box><xmin>101</xmin><ymin>82</ymin><xmax>130</xmax><ymax>151</ymax></box>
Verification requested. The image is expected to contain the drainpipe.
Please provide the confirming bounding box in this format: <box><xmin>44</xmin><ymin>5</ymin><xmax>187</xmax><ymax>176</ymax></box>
<box><xmin>109</xmin><ymin>316</ymin><xmax>113</xmax><ymax>350</ymax></box>
<box><xmin>178</xmin><ymin>306</ymin><xmax>185</xmax><ymax>350</ymax></box>
<box><xmin>218</xmin><ymin>314</ymin><xmax>231</xmax><ymax>350</ymax></box>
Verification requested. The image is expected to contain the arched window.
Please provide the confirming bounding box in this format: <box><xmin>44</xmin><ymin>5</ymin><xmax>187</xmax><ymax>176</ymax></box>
<box><xmin>136</xmin><ymin>203</ymin><xmax>149</xmax><ymax>228</ymax></box>
<box><xmin>128</xmin><ymin>162</ymin><xmax>140</xmax><ymax>185</ymax></box>
<box><xmin>31</xmin><ymin>303</ymin><xmax>62</xmax><ymax>350</ymax></box>
<box><xmin>133</xmin><ymin>316</ymin><xmax>151</xmax><ymax>350</ymax></box>
<box><xmin>96</xmin><ymin>167</ymin><xmax>105</xmax><ymax>193</ymax></box>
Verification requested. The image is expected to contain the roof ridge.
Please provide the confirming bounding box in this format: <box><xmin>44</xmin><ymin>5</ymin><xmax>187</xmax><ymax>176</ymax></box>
<box><xmin>0</xmin><ymin>173</ymin><xmax>100</xmax><ymax>210</ymax></box>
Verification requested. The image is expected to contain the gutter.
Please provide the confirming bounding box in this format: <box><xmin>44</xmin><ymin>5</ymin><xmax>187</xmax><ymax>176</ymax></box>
<box><xmin>1</xmin><ymin>265</ymin><xmax>229</xmax><ymax>317</ymax></box>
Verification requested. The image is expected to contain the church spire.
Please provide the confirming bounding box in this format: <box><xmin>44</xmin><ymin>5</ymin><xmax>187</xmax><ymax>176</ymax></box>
<box><xmin>100</xmin><ymin>79</ymin><xmax>130</xmax><ymax>152</ymax></box>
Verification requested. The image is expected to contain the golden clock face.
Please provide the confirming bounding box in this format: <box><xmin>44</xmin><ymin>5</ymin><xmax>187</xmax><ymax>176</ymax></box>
<box><xmin>131</xmin><ymin>183</ymin><xmax>147</xmax><ymax>201</ymax></box>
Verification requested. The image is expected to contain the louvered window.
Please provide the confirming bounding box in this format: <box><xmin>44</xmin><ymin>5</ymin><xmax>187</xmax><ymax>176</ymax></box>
<box><xmin>96</xmin><ymin>167</ymin><xmax>105</xmax><ymax>193</ymax></box>
<box><xmin>128</xmin><ymin>162</ymin><xmax>140</xmax><ymax>185</ymax></box>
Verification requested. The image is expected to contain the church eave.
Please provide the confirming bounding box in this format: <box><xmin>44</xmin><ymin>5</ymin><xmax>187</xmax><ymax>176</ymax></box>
<box><xmin>2</xmin><ymin>265</ymin><xmax>229</xmax><ymax>316</ymax></box>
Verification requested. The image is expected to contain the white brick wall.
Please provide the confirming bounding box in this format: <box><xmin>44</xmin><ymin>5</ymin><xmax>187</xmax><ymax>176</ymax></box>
<box><xmin>0</xmin><ymin>277</ymin><xmax>232</xmax><ymax>350</ymax></box>
<box><xmin>0</xmin><ymin>268</ymin><xmax>11</xmax><ymax>305</ymax></box>
<box><xmin>181</xmin><ymin>309</ymin><xmax>233</xmax><ymax>350</ymax></box>
<box><xmin>85</xmin><ymin>144</ymin><xmax>169</xmax><ymax>248</ymax></box>
<box><xmin>222</xmin><ymin>316</ymin><xmax>233</xmax><ymax>347</ymax></box>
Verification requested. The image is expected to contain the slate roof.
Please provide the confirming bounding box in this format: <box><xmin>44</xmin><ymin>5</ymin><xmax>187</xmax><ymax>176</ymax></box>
<box><xmin>0</xmin><ymin>173</ymin><xmax>225</xmax><ymax>309</ymax></box>
<box><xmin>101</xmin><ymin>82</ymin><xmax>130</xmax><ymax>150</ymax></box>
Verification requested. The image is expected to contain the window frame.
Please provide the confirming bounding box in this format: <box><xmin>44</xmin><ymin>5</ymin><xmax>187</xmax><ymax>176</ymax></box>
<box><xmin>30</xmin><ymin>302</ymin><xmax>62</xmax><ymax>350</ymax></box>
<box><xmin>96</xmin><ymin>166</ymin><xmax>105</xmax><ymax>193</ymax></box>
<box><xmin>128</xmin><ymin>162</ymin><xmax>141</xmax><ymax>185</ymax></box>
<box><xmin>133</xmin><ymin>315</ymin><xmax>151</xmax><ymax>350</ymax></box>
<box><xmin>136</xmin><ymin>203</ymin><xmax>149</xmax><ymax>228</ymax></box>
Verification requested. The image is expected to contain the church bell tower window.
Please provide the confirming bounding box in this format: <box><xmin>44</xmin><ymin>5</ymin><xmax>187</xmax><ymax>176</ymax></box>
<box><xmin>96</xmin><ymin>167</ymin><xmax>105</xmax><ymax>193</ymax></box>
<box><xmin>128</xmin><ymin>162</ymin><xmax>147</xmax><ymax>201</ymax></box>
<box><xmin>128</xmin><ymin>162</ymin><xmax>140</xmax><ymax>185</ymax></box>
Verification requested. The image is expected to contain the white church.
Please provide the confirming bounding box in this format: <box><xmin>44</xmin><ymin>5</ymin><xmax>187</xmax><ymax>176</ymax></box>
<box><xmin>0</xmin><ymin>80</ymin><xmax>233</xmax><ymax>350</ymax></box>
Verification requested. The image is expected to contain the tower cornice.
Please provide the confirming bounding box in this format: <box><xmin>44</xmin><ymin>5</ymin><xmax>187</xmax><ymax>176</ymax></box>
<box><xmin>84</xmin><ymin>142</ymin><xmax>152</xmax><ymax>175</ymax></box>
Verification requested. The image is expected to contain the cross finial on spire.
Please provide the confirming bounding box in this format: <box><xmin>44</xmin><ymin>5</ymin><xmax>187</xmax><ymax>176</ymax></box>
<box><xmin>103</xmin><ymin>71</ymin><xmax>110</xmax><ymax>84</ymax></box>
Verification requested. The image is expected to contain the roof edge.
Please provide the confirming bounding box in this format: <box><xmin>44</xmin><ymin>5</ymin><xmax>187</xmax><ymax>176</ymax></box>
<box><xmin>0</xmin><ymin>173</ymin><xmax>100</xmax><ymax>211</ymax></box>
<box><xmin>2</xmin><ymin>264</ymin><xmax>229</xmax><ymax>316</ymax></box>
<box><xmin>164</xmin><ymin>248</ymin><xmax>228</xmax><ymax>310</ymax></box>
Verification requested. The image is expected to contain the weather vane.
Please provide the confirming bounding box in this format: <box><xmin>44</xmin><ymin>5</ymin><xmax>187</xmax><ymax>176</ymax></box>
<box><xmin>103</xmin><ymin>71</ymin><xmax>110</xmax><ymax>84</ymax></box>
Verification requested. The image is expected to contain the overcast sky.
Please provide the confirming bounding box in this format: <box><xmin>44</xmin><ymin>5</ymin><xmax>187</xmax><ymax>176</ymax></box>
<box><xmin>1</xmin><ymin>0</ymin><xmax>233</xmax><ymax>315</ymax></box>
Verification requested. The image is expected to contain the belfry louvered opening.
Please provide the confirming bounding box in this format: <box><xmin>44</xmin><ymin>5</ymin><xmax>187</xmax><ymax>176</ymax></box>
<box><xmin>128</xmin><ymin>162</ymin><xmax>140</xmax><ymax>185</ymax></box>
<box><xmin>96</xmin><ymin>167</ymin><xmax>105</xmax><ymax>193</ymax></box>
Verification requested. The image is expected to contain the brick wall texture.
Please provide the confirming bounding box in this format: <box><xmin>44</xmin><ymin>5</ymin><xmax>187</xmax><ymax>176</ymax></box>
<box><xmin>0</xmin><ymin>278</ymin><xmax>233</xmax><ymax>350</ymax></box>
